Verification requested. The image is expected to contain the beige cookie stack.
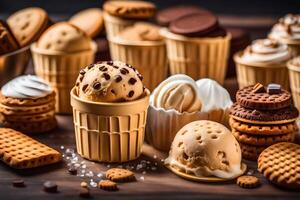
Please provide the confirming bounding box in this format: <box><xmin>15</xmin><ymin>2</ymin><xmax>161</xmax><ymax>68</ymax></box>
<box><xmin>0</xmin><ymin>75</ymin><xmax>56</xmax><ymax>134</ymax></box>
<box><xmin>31</xmin><ymin>22</ymin><xmax>96</xmax><ymax>113</ymax></box>
<box><xmin>103</xmin><ymin>0</ymin><xmax>156</xmax><ymax>39</ymax></box>
<box><xmin>109</xmin><ymin>22</ymin><xmax>167</xmax><ymax>91</ymax></box>
<box><xmin>229</xmin><ymin>84</ymin><xmax>298</xmax><ymax>160</ymax></box>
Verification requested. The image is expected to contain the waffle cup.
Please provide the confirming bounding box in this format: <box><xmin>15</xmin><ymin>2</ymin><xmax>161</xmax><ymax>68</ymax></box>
<box><xmin>234</xmin><ymin>51</ymin><xmax>290</xmax><ymax>90</ymax></box>
<box><xmin>108</xmin><ymin>37</ymin><xmax>167</xmax><ymax>91</ymax></box>
<box><xmin>103</xmin><ymin>12</ymin><xmax>135</xmax><ymax>39</ymax></box>
<box><xmin>287</xmin><ymin>58</ymin><xmax>300</xmax><ymax>110</ymax></box>
<box><xmin>146</xmin><ymin>105</ymin><xmax>230</xmax><ymax>152</ymax></box>
<box><xmin>31</xmin><ymin>42</ymin><xmax>96</xmax><ymax>114</ymax></box>
<box><xmin>70</xmin><ymin>87</ymin><xmax>150</xmax><ymax>163</ymax></box>
<box><xmin>160</xmin><ymin>28</ymin><xmax>231</xmax><ymax>85</ymax></box>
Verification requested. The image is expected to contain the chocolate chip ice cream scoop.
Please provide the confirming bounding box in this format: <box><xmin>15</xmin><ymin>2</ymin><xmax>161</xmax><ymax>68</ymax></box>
<box><xmin>76</xmin><ymin>61</ymin><xmax>145</xmax><ymax>102</ymax></box>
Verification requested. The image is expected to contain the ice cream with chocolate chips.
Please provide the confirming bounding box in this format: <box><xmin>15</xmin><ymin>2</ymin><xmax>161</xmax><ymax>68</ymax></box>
<box><xmin>76</xmin><ymin>61</ymin><xmax>144</xmax><ymax>102</ymax></box>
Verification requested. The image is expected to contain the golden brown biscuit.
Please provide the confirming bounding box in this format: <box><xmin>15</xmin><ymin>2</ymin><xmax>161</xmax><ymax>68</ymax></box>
<box><xmin>240</xmin><ymin>143</ymin><xmax>266</xmax><ymax>161</ymax></box>
<box><xmin>0</xmin><ymin>20</ymin><xmax>20</xmax><ymax>55</ymax></box>
<box><xmin>232</xmin><ymin>128</ymin><xmax>295</xmax><ymax>146</ymax></box>
<box><xmin>106</xmin><ymin>168</ymin><xmax>135</xmax><ymax>182</ymax></box>
<box><xmin>98</xmin><ymin>180</ymin><xmax>118</xmax><ymax>191</ymax></box>
<box><xmin>0</xmin><ymin>128</ymin><xmax>61</xmax><ymax>169</ymax></box>
<box><xmin>258</xmin><ymin>142</ymin><xmax>300</xmax><ymax>189</ymax></box>
<box><xmin>0</xmin><ymin>91</ymin><xmax>55</xmax><ymax>106</ymax></box>
<box><xmin>7</xmin><ymin>7</ymin><xmax>50</xmax><ymax>47</ymax></box>
<box><xmin>237</xmin><ymin>175</ymin><xmax>261</xmax><ymax>188</ymax></box>
<box><xmin>0</xmin><ymin>101</ymin><xmax>55</xmax><ymax>116</ymax></box>
<box><xmin>103</xmin><ymin>0</ymin><xmax>156</xmax><ymax>19</ymax></box>
<box><xmin>229</xmin><ymin>117</ymin><xmax>297</xmax><ymax>136</ymax></box>
<box><xmin>69</xmin><ymin>8</ymin><xmax>104</xmax><ymax>38</ymax></box>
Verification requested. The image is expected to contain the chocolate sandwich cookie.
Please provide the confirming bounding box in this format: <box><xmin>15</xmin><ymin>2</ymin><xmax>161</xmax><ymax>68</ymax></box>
<box><xmin>236</xmin><ymin>85</ymin><xmax>292</xmax><ymax>110</ymax></box>
<box><xmin>169</xmin><ymin>12</ymin><xmax>219</xmax><ymax>37</ymax></box>
<box><xmin>156</xmin><ymin>5</ymin><xmax>210</xmax><ymax>26</ymax></box>
<box><xmin>230</xmin><ymin>103</ymin><xmax>299</xmax><ymax>125</ymax></box>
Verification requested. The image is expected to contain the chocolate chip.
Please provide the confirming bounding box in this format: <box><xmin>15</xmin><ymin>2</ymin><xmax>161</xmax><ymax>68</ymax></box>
<box><xmin>111</xmin><ymin>89</ymin><xmax>116</xmax><ymax>94</ymax></box>
<box><xmin>76</xmin><ymin>82</ymin><xmax>80</xmax><ymax>86</ymax></box>
<box><xmin>267</xmin><ymin>83</ymin><xmax>281</xmax><ymax>94</ymax></box>
<box><xmin>128</xmin><ymin>90</ymin><xmax>134</xmax><ymax>98</ymax></box>
<box><xmin>129</xmin><ymin>78</ymin><xmax>137</xmax><ymax>85</ymax></box>
<box><xmin>138</xmin><ymin>74</ymin><xmax>143</xmax><ymax>81</ymax></box>
<box><xmin>93</xmin><ymin>82</ymin><xmax>101</xmax><ymax>90</ymax></box>
<box><xmin>79</xmin><ymin>188</ymin><xmax>90</xmax><ymax>198</ymax></box>
<box><xmin>68</xmin><ymin>167</ymin><xmax>77</xmax><ymax>175</ymax></box>
<box><xmin>115</xmin><ymin>75</ymin><xmax>122</xmax><ymax>82</ymax></box>
<box><xmin>12</xmin><ymin>179</ymin><xmax>25</xmax><ymax>187</ymax></box>
<box><xmin>102</xmin><ymin>73</ymin><xmax>110</xmax><ymax>80</ymax></box>
<box><xmin>79</xmin><ymin>69</ymin><xmax>86</xmax><ymax>75</ymax></box>
<box><xmin>79</xmin><ymin>76</ymin><xmax>84</xmax><ymax>82</ymax></box>
<box><xmin>96</xmin><ymin>61</ymin><xmax>103</xmax><ymax>64</ymax></box>
<box><xmin>99</xmin><ymin>66</ymin><xmax>108</xmax><ymax>71</ymax></box>
<box><xmin>106</xmin><ymin>61</ymin><xmax>113</xmax><ymax>65</ymax></box>
<box><xmin>82</xmin><ymin>84</ymin><xmax>88</xmax><ymax>92</ymax></box>
<box><xmin>252</xmin><ymin>83</ymin><xmax>265</xmax><ymax>93</ymax></box>
<box><xmin>87</xmin><ymin>64</ymin><xmax>94</xmax><ymax>69</ymax></box>
<box><xmin>43</xmin><ymin>181</ymin><xmax>58</xmax><ymax>193</ymax></box>
<box><xmin>113</xmin><ymin>65</ymin><xmax>119</xmax><ymax>69</ymax></box>
<box><xmin>120</xmin><ymin>68</ymin><xmax>129</xmax><ymax>75</ymax></box>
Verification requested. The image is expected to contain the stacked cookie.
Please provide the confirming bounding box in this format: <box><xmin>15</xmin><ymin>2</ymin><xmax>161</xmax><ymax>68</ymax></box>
<box><xmin>0</xmin><ymin>20</ymin><xmax>19</xmax><ymax>55</ymax></box>
<box><xmin>0</xmin><ymin>75</ymin><xmax>57</xmax><ymax>134</ymax></box>
<box><xmin>229</xmin><ymin>83</ymin><xmax>299</xmax><ymax>160</ymax></box>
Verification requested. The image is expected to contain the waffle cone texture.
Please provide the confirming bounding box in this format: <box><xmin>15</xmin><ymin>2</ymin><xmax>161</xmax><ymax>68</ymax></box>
<box><xmin>108</xmin><ymin>37</ymin><xmax>167</xmax><ymax>91</ymax></box>
<box><xmin>234</xmin><ymin>51</ymin><xmax>289</xmax><ymax>90</ymax></box>
<box><xmin>160</xmin><ymin>28</ymin><xmax>230</xmax><ymax>85</ymax></box>
<box><xmin>70</xmin><ymin>87</ymin><xmax>150</xmax><ymax>163</ymax></box>
<box><xmin>31</xmin><ymin>42</ymin><xmax>96</xmax><ymax>114</ymax></box>
<box><xmin>288</xmin><ymin>59</ymin><xmax>300</xmax><ymax>111</ymax></box>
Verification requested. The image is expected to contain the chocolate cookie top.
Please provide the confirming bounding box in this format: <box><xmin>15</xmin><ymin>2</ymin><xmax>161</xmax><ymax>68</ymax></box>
<box><xmin>236</xmin><ymin>84</ymin><xmax>292</xmax><ymax>110</ymax></box>
<box><xmin>230</xmin><ymin>103</ymin><xmax>299</xmax><ymax>123</ymax></box>
<box><xmin>155</xmin><ymin>5</ymin><xmax>210</xmax><ymax>27</ymax></box>
<box><xmin>169</xmin><ymin>12</ymin><xmax>220</xmax><ymax>37</ymax></box>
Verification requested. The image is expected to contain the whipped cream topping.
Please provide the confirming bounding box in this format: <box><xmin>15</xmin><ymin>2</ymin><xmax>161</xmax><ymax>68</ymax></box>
<box><xmin>269</xmin><ymin>14</ymin><xmax>300</xmax><ymax>41</ymax></box>
<box><xmin>151</xmin><ymin>74</ymin><xmax>202</xmax><ymax>113</ymax></box>
<box><xmin>196</xmin><ymin>79</ymin><xmax>232</xmax><ymax>112</ymax></box>
<box><xmin>1</xmin><ymin>75</ymin><xmax>52</xmax><ymax>98</ymax></box>
<box><xmin>240</xmin><ymin>39</ymin><xmax>291</xmax><ymax>63</ymax></box>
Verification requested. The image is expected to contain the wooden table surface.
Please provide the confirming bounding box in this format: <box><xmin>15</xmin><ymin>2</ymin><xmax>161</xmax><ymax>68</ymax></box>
<box><xmin>0</xmin><ymin>115</ymin><xmax>299</xmax><ymax>200</ymax></box>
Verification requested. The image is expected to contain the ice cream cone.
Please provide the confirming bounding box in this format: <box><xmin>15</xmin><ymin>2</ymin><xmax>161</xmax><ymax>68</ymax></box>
<box><xmin>31</xmin><ymin>42</ymin><xmax>96</xmax><ymax>114</ymax></box>
<box><xmin>108</xmin><ymin>37</ymin><xmax>167</xmax><ymax>91</ymax></box>
<box><xmin>70</xmin><ymin>87</ymin><xmax>150</xmax><ymax>162</ymax></box>
<box><xmin>234</xmin><ymin>51</ymin><xmax>289</xmax><ymax>90</ymax></box>
<box><xmin>160</xmin><ymin>28</ymin><xmax>230</xmax><ymax>85</ymax></box>
<box><xmin>288</xmin><ymin>59</ymin><xmax>300</xmax><ymax>111</ymax></box>
<box><xmin>103</xmin><ymin>12</ymin><xmax>135</xmax><ymax>39</ymax></box>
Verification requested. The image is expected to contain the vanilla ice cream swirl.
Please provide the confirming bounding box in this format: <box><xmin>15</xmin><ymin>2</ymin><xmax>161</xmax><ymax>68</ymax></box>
<box><xmin>241</xmin><ymin>39</ymin><xmax>291</xmax><ymax>63</ymax></box>
<box><xmin>151</xmin><ymin>75</ymin><xmax>202</xmax><ymax>113</ymax></box>
<box><xmin>269</xmin><ymin>14</ymin><xmax>300</xmax><ymax>41</ymax></box>
<box><xmin>1</xmin><ymin>75</ymin><xmax>53</xmax><ymax>98</ymax></box>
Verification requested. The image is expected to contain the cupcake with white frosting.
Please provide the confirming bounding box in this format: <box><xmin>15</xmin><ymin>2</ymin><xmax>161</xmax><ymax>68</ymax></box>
<box><xmin>269</xmin><ymin>14</ymin><xmax>300</xmax><ymax>56</ymax></box>
<box><xmin>0</xmin><ymin>75</ymin><xmax>56</xmax><ymax>134</ymax></box>
<box><xmin>234</xmin><ymin>38</ymin><xmax>291</xmax><ymax>89</ymax></box>
<box><xmin>146</xmin><ymin>74</ymin><xmax>232</xmax><ymax>151</ymax></box>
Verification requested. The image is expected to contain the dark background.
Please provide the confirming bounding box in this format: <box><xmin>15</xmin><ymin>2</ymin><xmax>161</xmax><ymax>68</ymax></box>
<box><xmin>0</xmin><ymin>0</ymin><xmax>299</xmax><ymax>16</ymax></box>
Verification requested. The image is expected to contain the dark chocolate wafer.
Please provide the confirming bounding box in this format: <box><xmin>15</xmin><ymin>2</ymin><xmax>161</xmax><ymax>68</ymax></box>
<box><xmin>169</xmin><ymin>12</ymin><xmax>219</xmax><ymax>37</ymax></box>
<box><xmin>236</xmin><ymin>85</ymin><xmax>292</xmax><ymax>110</ymax></box>
<box><xmin>230</xmin><ymin>103</ymin><xmax>298</xmax><ymax>124</ymax></box>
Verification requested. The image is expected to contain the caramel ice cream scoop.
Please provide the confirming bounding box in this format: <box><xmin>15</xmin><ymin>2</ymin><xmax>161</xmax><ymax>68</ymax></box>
<box><xmin>76</xmin><ymin>61</ymin><xmax>145</xmax><ymax>102</ymax></box>
<box><xmin>37</xmin><ymin>22</ymin><xmax>92</xmax><ymax>53</ymax></box>
<box><xmin>151</xmin><ymin>74</ymin><xmax>202</xmax><ymax>113</ymax></box>
<box><xmin>165</xmin><ymin>120</ymin><xmax>243</xmax><ymax>179</ymax></box>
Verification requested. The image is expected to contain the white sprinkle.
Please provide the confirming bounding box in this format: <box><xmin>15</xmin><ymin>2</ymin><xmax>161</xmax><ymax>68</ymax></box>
<box><xmin>65</xmin><ymin>148</ymin><xmax>74</xmax><ymax>155</ymax></box>
<box><xmin>81</xmin><ymin>164</ymin><xmax>86</xmax><ymax>169</ymax></box>
<box><xmin>80</xmin><ymin>161</ymin><xmax>86</xmax><ymax>165</ymax></box>
<box><xmin>140</xmin><ymin>176</ymin><xmax>145</xmax><ymax>181</ymax></box>
<box><xmin>106</xmin><ymin>165</ymin><xmax>111</xmax><ymax>168</ymax></box>
<box><xmin>151</xmin><ymin>166</ymin><xmax>157</xmax><ymax>171</ymax></box>
<box><xmin>90</xmin><ymin>181</ymin><xmax>97</xmax><ymax>188</ymax></box>
<box><xmin>60</xmin><ymin>146</ymin><xmax>65</xmax><ymax>150</ymax></box>
<box><xmin>74</xmin><ymin>163</ymin><xmax>81</xmax><ymax>168</ymax></box>
<box><xmin>86</xmin><ymin>171</ymin><xmax>94</xmax><ymax>177</ymax></box>
<box><xmin>153</xmin><ymin>155</ymin><xmax>157</xmax><ymax>159</ymax></box>
<box><xmin>142</xmin><ymin>171</ymin><xmax>146</xmax><ymax>175</ymax></box>
<box><xmin>161</xmin><ymin>159</ymin><xmax>165</xmax><ymax>162</ymax></box>
<box><xmin>97</xmin><ymin>173</ymin><xmax>103</xmax><ymax>178</ymax></box>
